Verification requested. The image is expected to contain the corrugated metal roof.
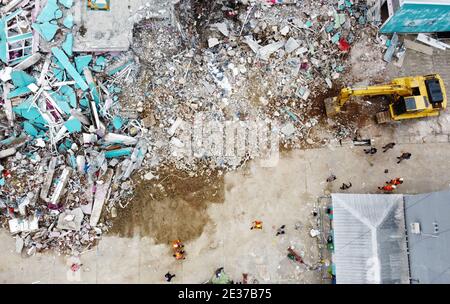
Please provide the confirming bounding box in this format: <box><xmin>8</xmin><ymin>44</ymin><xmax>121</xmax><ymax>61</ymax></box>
<box><xmin>332</xmin><ymin>193</ymin><xmax>410</xmax><ymax>284</ymax></box>
<box><xmin>404</xmin><ymin>189</ymin><xmax>450</xmax><ymax>284</ymax></box>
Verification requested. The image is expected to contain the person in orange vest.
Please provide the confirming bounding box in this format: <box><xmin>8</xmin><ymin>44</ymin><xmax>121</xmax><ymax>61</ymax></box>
<box><xmin>250</xmin><ymin>221</ymin><xmax>263</xmax><ymax>230</ymax></box>
<box><xmin>378</xmin><ymin>184</ymin><xmax>397</xmax><ymax>192</ymax></box>
<box><xmin>173</xmin><ymin>250</ymin><xmax>185</xmax><ymax>260</ymax></box>
<box><xmin>172</xmin><ymin>239</ymin><xmax>184</xmax><ymax>250</ymax></box>
<box><xmin>387</xmin><ymin>177</ymin><xmax>404</xmax><ymax>185</ymax></box>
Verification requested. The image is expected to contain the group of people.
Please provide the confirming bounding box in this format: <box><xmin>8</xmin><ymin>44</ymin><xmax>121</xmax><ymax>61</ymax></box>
<box><xmin>378</xmin><ymin>177</ymin><xmax>404</xmax><ymax>192</ymax></box>
<box><xmin>172</xmin><ymin>239</ymin><xmax>186</xmax><ymax>260</ymax></box>
<box><xmin>366</xmin><ymin>142</ymin><xmax>409</xmax><ymax>192</ymax></box>
<box><xmin>328</xmin><ymin>142</ymin><xmax>412</xmax><ymax>192</ymax></box>
<box><xmin>165</xmin><ymin>239</ymin><xmax>186</xmax><ymax>282</ymax></box>
<box><xmin>364</xmin><ymin>142</ymin><xmax>412</xmax><ymax>164</ymax></box>
<box><xmin>250</xmin><ymin>220</ymin><xmax>263</xmax><ymax>230</ymax></box>
<box><xmin>251</xmin><ymin>220</ymin><xmax>288</xmax><ymax>237</ymax></box>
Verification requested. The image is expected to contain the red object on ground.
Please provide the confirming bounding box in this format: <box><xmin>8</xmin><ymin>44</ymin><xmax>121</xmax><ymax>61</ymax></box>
<box><xmin>287</xmin><ymin>247</ymin><xmax>304</xmax><ymax>264</ymax></box>
<box><xmin>338</xmin><ymin>38</ymin><xmax>351</xmax><ymax>52</ymax></box>
<box><xmin>71</xmin><ymin>263</ymin><xmax>81</xmax><ymax>272</ymax></box>
<box><xmin>226</xmin><ymin>11</ymin><xmax>238</xmax><ymax>17</ymax></box>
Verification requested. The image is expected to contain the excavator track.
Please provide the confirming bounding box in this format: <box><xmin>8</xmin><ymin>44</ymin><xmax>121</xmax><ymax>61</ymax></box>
<box><xmin>376</xmin><ymin>111</ymin><xmax>393</xmax><ymax>124</ymax></box>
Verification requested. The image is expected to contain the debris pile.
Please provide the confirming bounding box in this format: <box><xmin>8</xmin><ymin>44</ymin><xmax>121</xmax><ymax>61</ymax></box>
<box><xmin>122</xmin><ymin>0</ymin><xmax>379</xmax><ymax>170</ymax></box>
<box><xmin>0</xmin><ymin>0</ymin><xmax>146</xmax><ymax>255</ymax></box>
<box><xmin>0</xmin><ymin>0</ymin><xmax>385</xmax><ymax>255</ymax></box>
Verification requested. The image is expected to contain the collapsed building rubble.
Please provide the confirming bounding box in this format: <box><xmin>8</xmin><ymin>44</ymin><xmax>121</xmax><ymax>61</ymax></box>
<box><xmin>0</xmin><ymin>0</ymin><xmax>148</xmax><ymax>255</ymax></box>
<box><xmin>0</xmin><ymin>0</ymin><xmax>401</xmax><ymax>256</ymax></box>
<box><xmin>124</xmin><ymin>0</ymin><xmax>384</xmax><ymax>170</ymax></box>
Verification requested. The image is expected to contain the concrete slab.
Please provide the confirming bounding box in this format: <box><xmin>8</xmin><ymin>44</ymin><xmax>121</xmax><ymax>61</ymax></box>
<box><xmin>72</xmin><ymin>0</ymin><xmax>174</xmax><ymax>52</ymax></box>
<box><xmin>404</xmin><ymin>39</ymin><xmax>433</xmax><ymax>56</ymax></box>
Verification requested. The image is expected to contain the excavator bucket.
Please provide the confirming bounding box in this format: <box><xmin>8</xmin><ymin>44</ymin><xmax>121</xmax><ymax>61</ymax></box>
<box><xmin>376</xmin><ymin>111</ymin><xmax>393</xmax><ymax>124</ymax></box>
<box><xmin>324</xmin><ymin>97</ymin><xmax>339</xmax><ymax>117</ymax></box>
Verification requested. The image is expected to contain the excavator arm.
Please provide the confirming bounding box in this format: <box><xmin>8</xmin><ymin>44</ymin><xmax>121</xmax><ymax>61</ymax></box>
<box><xmin>324</xmin><ymin>74</ymin><xmax>447</xmax><ymax>124</ymax></box>
<box><xmin>325</xmin><ymin>84</ymin><xmax>412</xmax><ymax>116</ymax></box>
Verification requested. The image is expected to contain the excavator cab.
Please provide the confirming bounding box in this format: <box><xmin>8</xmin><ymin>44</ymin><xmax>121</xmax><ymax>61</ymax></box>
<box><xmin>324</xmin><ymin>74</ymin><xmax>447</xmax><ymax>124</ymax></box>
<box><xmin>383</xmin><ymin>75</ymin><xmax>446</xmax><ymax>123</ymax></box>
<box><xmin>392</xmin><ymin>96</ymin><xmax>430</xmax><ymax>116</ymax></box>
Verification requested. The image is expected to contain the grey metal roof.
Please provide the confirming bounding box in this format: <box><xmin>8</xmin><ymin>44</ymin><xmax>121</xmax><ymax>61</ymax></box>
<box><xmin>332</xmin><ymin>193</ymin><xmax>410</xmax><ymax>284</ymax></box>
<box><xmin>404</xmin><ymin>189</ymin><xmax>450</xmax><ymax>284</ymax></box>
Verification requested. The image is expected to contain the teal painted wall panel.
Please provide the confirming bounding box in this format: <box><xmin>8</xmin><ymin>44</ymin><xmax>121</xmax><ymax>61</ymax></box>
<box><xmin>380</xmin><ymin>4</ymin><xmax>450</xmax><ymax>33</ymax></box>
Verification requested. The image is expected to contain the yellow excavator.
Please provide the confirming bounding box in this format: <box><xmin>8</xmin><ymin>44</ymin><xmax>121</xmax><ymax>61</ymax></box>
<box><xmin>324</xmin><ymin>74</ymin><xmax>447</xmax><ymax>124</ymax></box>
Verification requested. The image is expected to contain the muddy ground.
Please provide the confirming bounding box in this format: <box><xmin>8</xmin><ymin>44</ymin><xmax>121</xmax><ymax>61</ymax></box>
<box><xmin>110</xmin><ymin>166</ymin><xmax>225</xmax><ymax>244</ymax></box>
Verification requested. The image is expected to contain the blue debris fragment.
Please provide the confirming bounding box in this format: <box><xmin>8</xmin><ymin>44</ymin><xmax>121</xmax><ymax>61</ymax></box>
<box><xmin>112</xmin><ymin>116</ymin><xmax>123</xmax><ymax>130</ymax></box>
<box><xmin>79</xmin><ymin>97</ymin><xmax>90</xmax><ymax>108</ymax></box>
<box><xmin>75</xmin><ymin>55</ymin><xmax>92</xmax><ymax>74</ymax></box>
<box><xmin>58</xmin><ymin>138</ymin><xmax>73</xmax><ymax>153</ymax></box>
<box><xmin>105</xmin><ymin>148</ymin><xmax>133</xmax><ymax>159</ymax></box>
<box><xmin>51</xmin><ymin>47</ymin><xmax>89</xmax><ymax>91</ymax></box>
<box><xmin>60</xmin><ymin>85</ymin><xmax>77</xmax><ymax>108</ymax></box>
<box><xmin>331</xmin><ymin>32</ymin><xmax>341</xmax><ymax>44</ymax></box>
<box><xmin>0</xmin><ymin>16</ymin><xmax>8</xmax><ymax>64</ymax></box>
<box><xmin>13</xmin><ymin>98</ymin><xmax>48</xmax><ymax>128</ymax></box>
<box><xmin>37</xmin><ymin>0</ymin><xmax>63</xmax><ymax>23</ymax></box>
<box><xmin>52</xmin><ymin>93</ymin><xmax>72</xmax><ymax>114</ymax></box>
<box><xmin>62</xmin><ymin>33</ymin><xmax>73</xmax><ymax>57</ymax></box>
<box><xmin>63</xmin><ymin>14</ymin><xmax>74</xmax><ymax>29</ymax></box>
<box><xmin>32</xmin><ymin>22</ymin><xmax>59</xmax><ymax>41</ymax></box>
<box><xmin>69</xmin><ymin>154</ymin><xmax>77</xmax><ymax>168</ymax></box>
<box><xmin>23</xmin><ymin>121</ymin><xmax>39</xmax><ymax>137</ymax></box>
<box><xmin>10</xmin><ymin>71</ymin><xmax>36</xmax><ymax>88</ymax></box>
<box><xmin>53</xmin><ymin>67</ymin><xmax>65</xmax><ymax>81</ymax></box>
<box><xmin>59</xmin><ymin>0</ymin><xmax>74</xmax><ymax>9</ymax></box>
<box><xmin>96</xmin><ymin>56</ymin><xmax>107</xmax><ymax>66</ymax></box>
<box><xmin>8</xmin><ymin>86</ymin><xmax>32</xmax><ymax>99</ymax></box>
<box><xmin>106</xmin><ymin>61</ymin><xmax>133</xmax><ymax>76</ymax></box>
<box><xmin>92</xmin><ymin>56</ymin><xmax>107</xmax><ymax>72</ymax></box>
<box><xmin>64</xmin><ymin>118</ymin><xmax>82</xmax><ymax>133</ymax></box>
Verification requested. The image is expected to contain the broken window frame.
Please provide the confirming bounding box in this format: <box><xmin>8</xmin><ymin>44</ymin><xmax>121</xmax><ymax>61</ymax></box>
<box><xmin>0</xmin><ymin>9</ymin><xmax>34</xmax><ymax>66</ymax></box>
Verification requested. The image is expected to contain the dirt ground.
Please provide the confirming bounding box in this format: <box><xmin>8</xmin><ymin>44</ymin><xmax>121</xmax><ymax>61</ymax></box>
<box><xmin>2</xmin><ymin>142</ymin><xmax>450</xmax><ymax>283</ymax></box>
<box><xmin>110</xmin><ymin>167</ymin><xmax>224</xmax><ymax>244</ymax></box>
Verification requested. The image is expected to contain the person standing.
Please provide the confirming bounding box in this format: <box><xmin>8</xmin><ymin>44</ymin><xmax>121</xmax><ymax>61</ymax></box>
<box><xmin>397</xmin><ymin>152</ymin><xmax>412</xmax><ymax>164</ymax></box>
<box><xmin>251</xmin><ymin>221</ymin><xmax>263</xmax><ymax>230</ymax></box>
<box><xmin>387</xmin><ymin>177</ymin><xmax>404</xmax><ymax>185</ymax></box>
<box><xmin>382</xmin><ymin>143</ymin><xmax>396</xmax><ymax>152</ymax></box>
<box><xmin>276</xmin><ymin>225</ymin><xmax>286</xmax><ymax>236</ymax></box>
<box><xmin>340</xmin><ymin>182</ymin><xmax>352</xmax><ymax>190</ymax></box>
<box><xmin>165</xmin><ymin>272</ymin><xmax>176</xmax><ymax>282</ymax></box>
<box><xmin>364</xmin><ymin>147</ymin><xmax>377</xmax><ymax>154</ymax></box>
